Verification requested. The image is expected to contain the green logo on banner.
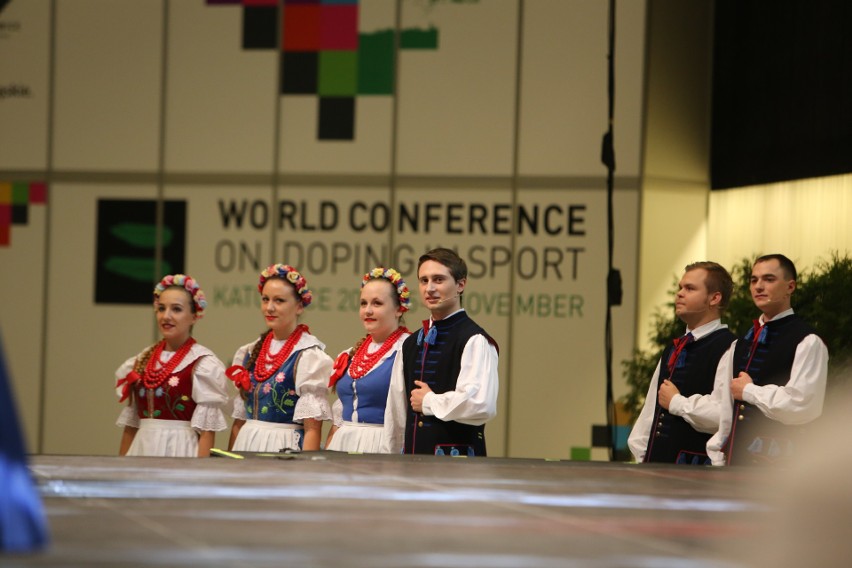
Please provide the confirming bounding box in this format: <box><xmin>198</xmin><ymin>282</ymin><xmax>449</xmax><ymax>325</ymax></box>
<box><xmin>95</xmin><ymin>199</ymin><xmax>186</xmax><ymax>304</ymax></box>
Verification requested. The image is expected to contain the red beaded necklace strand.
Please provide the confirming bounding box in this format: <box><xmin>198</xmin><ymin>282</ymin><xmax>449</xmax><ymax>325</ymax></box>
<box><xmin>253</xmin><ymin>324</ymin><xmax>307</xmax><ymax>382</ymax></box>
<box><xmin>142</xmin><ymin>338</ymin><xmax>197</xmax><ymax>389</ymax></box>
<box><xmin>348</xmin><ymin>327</ymin><xmax>408</xmax><ymax>379</ymax></box>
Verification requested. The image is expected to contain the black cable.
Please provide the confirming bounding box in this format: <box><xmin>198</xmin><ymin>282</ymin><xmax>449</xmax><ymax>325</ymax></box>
<box><xmin>601</xmin><ymin>0</ymin><xmax>622</xmax><ymax>461</ymax></box>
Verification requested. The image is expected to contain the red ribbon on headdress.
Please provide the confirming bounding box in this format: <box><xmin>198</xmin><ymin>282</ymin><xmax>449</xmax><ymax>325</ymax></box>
<box><xmin>117</xmin><ymin>370</ymin><xmax>141</xmax><ymax>403</ymax></box>
<box><xmin>328</xmin><ymin>352</ymin><xmax>350</xmax><ymax>388</ymax></box>
<box><xmin>226</xmin><ymin>365</ymin><xmax>252</xmax><ymax>391</ymax></box>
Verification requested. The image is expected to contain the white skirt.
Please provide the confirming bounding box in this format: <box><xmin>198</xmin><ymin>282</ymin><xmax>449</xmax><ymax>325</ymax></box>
<box><xmin>232</xmin><ymin>419</ymin><xmax>303</xmax><ymax>453</ymax></box>
<box><xmin>127</xmin><ymin>419</ymin><xmax>198</xmax><ymax>458</ymax></box>
<box><xmin>326</xmin><ymin>421</ymin><xmax>383</xmax><ymax>454</ymax></box>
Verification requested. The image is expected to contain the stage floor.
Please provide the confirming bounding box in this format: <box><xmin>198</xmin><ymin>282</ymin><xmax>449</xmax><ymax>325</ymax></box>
<box><xmin>9</xmin><ymin>453</ymin><xmax>770</xmax><ymax>567</ymax></box>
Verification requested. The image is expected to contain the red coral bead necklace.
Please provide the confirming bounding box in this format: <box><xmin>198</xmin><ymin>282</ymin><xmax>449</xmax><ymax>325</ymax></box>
<box><xmin>143</xmin><ymin>337</ymin><xmax>196</xmax><ymax>389</ymax></box>
<box><xmin>348</xmin><ymin>327</ymin><xmax>408</xmax><ymax>379</ymax></box>
<box><xmin>254</xmin><ymin>324</ymin><xmax>307</xmax><ymax>382</ymax></box>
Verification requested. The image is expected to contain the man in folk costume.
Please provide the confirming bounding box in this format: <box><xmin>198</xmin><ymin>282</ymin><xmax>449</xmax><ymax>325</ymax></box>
<box><xmin>628</xmin><ymin>262</ymin><xmax>736</xmax><ymax>465</ymax></box>
<box><xmin>381</xmin><ymin>248</ymin><xmax>499</xmax><ymax>456</ymax></box>
<box><xmin>707</xmin><ymin>254</ymin><xmax>829</xmax><ymax>466</ymax></box>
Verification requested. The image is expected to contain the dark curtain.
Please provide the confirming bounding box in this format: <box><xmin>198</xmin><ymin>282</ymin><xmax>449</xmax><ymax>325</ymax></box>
<box><xmin>711</xmin><ymin>0</ymin><xmax>852</xmax><ymax>189</ymax></box>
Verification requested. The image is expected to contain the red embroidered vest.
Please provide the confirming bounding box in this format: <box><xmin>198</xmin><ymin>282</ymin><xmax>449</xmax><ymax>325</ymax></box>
<box><xmin>133</xmin><ymin>359</ymin><xmax>199</xmax><ymax>421</ymax></box>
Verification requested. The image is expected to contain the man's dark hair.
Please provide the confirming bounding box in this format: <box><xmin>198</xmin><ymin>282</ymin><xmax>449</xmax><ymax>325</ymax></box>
<box><xmin>418</xmin><ymin>248</ymin><xmax>467</xmax><ymax>282</ymax></box>
<box><xmin>754</xmin><ymin>254</ymin><xmax>797</xmax><ymax>281</ymax></box>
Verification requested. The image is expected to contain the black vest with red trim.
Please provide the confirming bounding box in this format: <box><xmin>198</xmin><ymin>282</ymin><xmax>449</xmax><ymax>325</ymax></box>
<box><xmin>401</xmin><ymin>311</ymin><xmax>497</xmax><ymax>456</ymax></box>
<box><xmin>727</xmin><ymin>314</ymin><xmax>816</xmax><ymax>465</ymax></box>
<box><xmin>645</xmin><ymin>328</ymin><xmax>736</xmax><ymax>464</ymax></box>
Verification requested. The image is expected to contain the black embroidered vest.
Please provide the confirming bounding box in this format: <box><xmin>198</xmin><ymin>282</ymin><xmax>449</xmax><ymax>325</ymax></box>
<box><xmin>727</xmin><ymin>314</ymin><xmax>816</xmax><ymax>465</ymax></box>
<box><xmin>401</xmin><ymin>311</ymin><xmax>497</xmax><ymax>456</ymax></box>
<box><xmin>645</xmin><ymin>328</ymin><xmax>736</xmax><ymax>465</ymax></box>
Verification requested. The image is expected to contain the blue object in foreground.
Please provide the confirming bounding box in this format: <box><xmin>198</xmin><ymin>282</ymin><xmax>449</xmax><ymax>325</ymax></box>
<box><xmin>0</xmin><ymin>332</ymin><xmax>49</xmax><ymax>552</ymax></box>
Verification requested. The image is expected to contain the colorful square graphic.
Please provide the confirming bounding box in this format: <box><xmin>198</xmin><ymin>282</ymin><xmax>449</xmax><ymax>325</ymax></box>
<box><xmin>281</xmin><ymin>51</ymin><xmax>319</xmax><ymax>94</ymax></box>
<box><xmin>283</xmin><ymin>4</ymin><xmax>321</xmax><ymax>51</ymax></box>
<box><xmin>358</xmin><ymin>30</ymin><xmax>394</xmax><ymax>94</ymax></box>
<box><xmin>401</xmin><ymin>26</ymin><xmax>439</xmax><ymax>49</ymax></box>
<box><xmin>12</xmin><ymin>182</ymin><xmax>29</xmax><ymax>205</ymax></box>
<box><xmin>12</xmin><ymin>206</ymin><xmax>27</xmax><ymax>225</ymax></box>
<box><xmin>95</xmin><ymin>199</ymin><xmax>187</xmax><ymax>304</ymax></box>
<box><xmin>318</xmin><ymin>97</ymin><xmax>355</xmax><ymax>139</ymax></box>
<box><xmin>319</xmin><ymin>50</ymin><xmax>357</xmax><ymax>96</ymax></box>
<box><xmin>320</xmin><ymin>5</ymin><xmax>357</xmax><ymax>50</ymax></box>
<box><xmin>243</xmin><ymin>5</ymin><xmax>278</xmax><ymax>49</ymax></box>
<box><xmin>209</xmin><ymin>0</ymin><xmax>441</xmax><ymax>141</ymax></box>
<box><xmin>0</xmin><ymin>181</ymin><xmax>48</xmax><ymax>248</ymax></box>
<box><xmin>29</xmin><ymin>183</ymin><xmax>47</xmax><ymax>204</ymax></box>
<box><xmin>592</xmin><ymin>423</ymin><xmax>631</xmax><ymax>461</ymax></box>
<box><xmin>12</xmin><ymin>182</ymin><xmax>29</xmax><ymax>223</ymax></box>
<box><xmin>570</xmin><ymin>447</ymin><xmax>591</xmax><ymax>461</ymax></box>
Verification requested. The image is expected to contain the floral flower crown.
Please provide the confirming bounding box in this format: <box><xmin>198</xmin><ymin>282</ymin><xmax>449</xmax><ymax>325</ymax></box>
<box><xmin>153</xmin><ymin>274</ymin><xmax>207</xmax><ymax>318</ymax></box>
<box><xmin>258</xmin><ymin>264</ymin><xmax>312</xmax><ymax>307</ymax></box>
<box><xmin>362</xmin><ymin>267</ymin><xmax>411</xmax><ymax>312</ymax></box>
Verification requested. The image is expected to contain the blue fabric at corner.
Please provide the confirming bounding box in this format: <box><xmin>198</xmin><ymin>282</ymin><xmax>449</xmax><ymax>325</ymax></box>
<box><xmin>0</xmin><ymin>331</ymin><xmax>49</xmax><ymax>552</ymax></box>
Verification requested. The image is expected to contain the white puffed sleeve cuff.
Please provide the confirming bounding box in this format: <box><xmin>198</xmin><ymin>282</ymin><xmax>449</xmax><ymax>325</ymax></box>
<box><xmin>116</xmin><ymin>404</ymin><xmax>139</xmax><ymax>428</ymax></box>
<box><xmin>293</xmin><ymin>387</ymin><xmax>332</xmax><ymax>422</ymax></box>
<box><xmin>292</xmin><ymin>341</ymin><xmax>333</xmax><ymax>422</ymax></box>
<box><xmin>231</xmin><ymin>395</ymin><xmax>248</xmax><ymax>420</ymax></box>
<box><xmin>191</xmin><ymin>403</ymin><xmax>228</xmax><ymax>432</ymax></box>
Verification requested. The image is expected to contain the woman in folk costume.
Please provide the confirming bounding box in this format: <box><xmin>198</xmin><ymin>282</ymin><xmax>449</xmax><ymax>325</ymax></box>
<box><xmin>325</xmin><ymin>267</ymin><xmax>411</xmax><ymax>453</ymax></box>
<box><xmin>115</xmin><ymin>274</ymin><xmax>229</xmax><ymax>457</ymax></box>
<box><xmin>227</xmin><ymin>264</ymin><xmax>333</xmax><ymax>452</ymax></box>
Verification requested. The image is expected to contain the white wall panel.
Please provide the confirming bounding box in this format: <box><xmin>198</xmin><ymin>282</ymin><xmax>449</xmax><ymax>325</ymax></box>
<box><xmin>396</xmin><ymin>0</ymin><xmax>518</xmax><ymax>176</ymax></box>
<box><xmin>165</xmin><ymin>1</ymin><xmax>278</xmax><ymax>174</ymax></box>
<box><xmin>0</xmin><ymin>0</ymin><xmax>51</xmax><ymax>169</ymax></box>
<box><xmin>52</xmin><ymin>0</ymin><xmax>163</xmax><ymax>171</ymax></box>
<box><xmin>43</xmin><ymin>183</ymin><xmax>158</xmax><ymax>455</ymax></box>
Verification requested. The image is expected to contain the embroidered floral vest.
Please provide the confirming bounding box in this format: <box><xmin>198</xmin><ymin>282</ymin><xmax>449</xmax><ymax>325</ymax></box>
<box><xmin>241</xmin><ymin>349</ymin><xmax>302</xmax><ymax>424</ymax></box>
<box><xmin>133</xmin><ymin>359</ymin><xmax>199</xmax><ymax>421</ymax></box>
